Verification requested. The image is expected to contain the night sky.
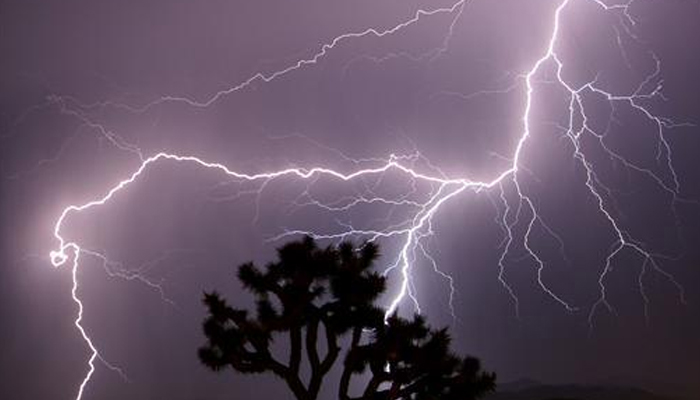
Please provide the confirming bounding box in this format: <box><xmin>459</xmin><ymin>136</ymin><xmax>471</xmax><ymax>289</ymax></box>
<box><xmin>1</xmin><ymin>0</ymin><xmax>699</xmax><ymax>399</ymax></box>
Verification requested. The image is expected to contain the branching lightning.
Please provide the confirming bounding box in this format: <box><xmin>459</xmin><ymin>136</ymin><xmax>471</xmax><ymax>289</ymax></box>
<box><xmin>37</xmin><ymin>0</ymin><xmax>692</xmax><ymax>398</ymax></box>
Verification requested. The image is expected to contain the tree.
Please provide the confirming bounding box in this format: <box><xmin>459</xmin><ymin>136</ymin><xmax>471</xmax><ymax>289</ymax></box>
<box><xmin>198</xmin><ymin>237</ymin><xmax>496</xmax><ymax>400</ymax></box>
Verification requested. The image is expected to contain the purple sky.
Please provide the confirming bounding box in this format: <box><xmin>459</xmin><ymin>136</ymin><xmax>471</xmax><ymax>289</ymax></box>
<box><xmin>1</xmin><ymin>0</ymin><xmax>699</xmax><ymax>399</ymax></box>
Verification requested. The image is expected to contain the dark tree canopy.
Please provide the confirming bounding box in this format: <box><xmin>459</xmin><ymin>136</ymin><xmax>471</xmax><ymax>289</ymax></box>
<box><xmin>199</xmin><ymin>237</ymin><xmax>496</xmax><ymax>400</ymax></box>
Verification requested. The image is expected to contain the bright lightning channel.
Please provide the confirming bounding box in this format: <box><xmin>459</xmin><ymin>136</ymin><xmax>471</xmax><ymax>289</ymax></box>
<box><xmin>46</xmin><ymin>0</ymin><xmax>689</xmax><ymax>399</ymax></box>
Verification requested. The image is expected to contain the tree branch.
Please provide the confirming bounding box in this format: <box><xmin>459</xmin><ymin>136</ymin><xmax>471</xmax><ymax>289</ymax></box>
<box><xmin>307</xmin><ymin>316</ymin><xmax>341</xmax><ymax>399</ymax></box>
<box><xmin>320</xmin><ymin>318</ymin><xmax>340</xmax><ymax>372</ymax></box>
<box><xmin>306</xmin><ymin>316</ymin><xmax>321</xmax><ymax>370</ymax></box>
<box><xmin>339</xmin><ymin>326</ymin><xmax>362</xmax><ymax>400</ymax></box>
<box><xmin>362</xmin><ymin>374</ymin><xmax>384</xmax><ymax>398</ymax></box>
<box><xmin>290</xmin><ymin>325</ymin><xmax>302</xmax><ymax>374</ymax></box>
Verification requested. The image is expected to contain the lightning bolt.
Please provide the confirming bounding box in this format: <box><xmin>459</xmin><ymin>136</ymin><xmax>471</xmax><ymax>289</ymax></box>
<box><xmin>38</xmin><ymin>0</ymin><xmax>692</xmax><ymax>398</ymax></box>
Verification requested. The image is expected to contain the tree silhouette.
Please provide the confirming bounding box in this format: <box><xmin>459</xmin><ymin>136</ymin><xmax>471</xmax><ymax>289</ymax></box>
<box><xmin>199</xmin><ymin>237</ymin><xmax>496</xmax><ymax>400</ymax></box>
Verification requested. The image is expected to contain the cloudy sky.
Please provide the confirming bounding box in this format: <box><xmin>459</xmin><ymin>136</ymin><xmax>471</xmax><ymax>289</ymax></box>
<box><xmin>1</xmin><ymin>0</ymin><xmax>699</xmax><ymax>399</ymax></box>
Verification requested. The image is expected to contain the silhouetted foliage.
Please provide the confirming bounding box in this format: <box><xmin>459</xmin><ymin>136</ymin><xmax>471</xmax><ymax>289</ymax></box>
<box><xmin>199</xmin><ymin>237</ymin><xmax>496</xmax><ymax>400</ymax></box>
